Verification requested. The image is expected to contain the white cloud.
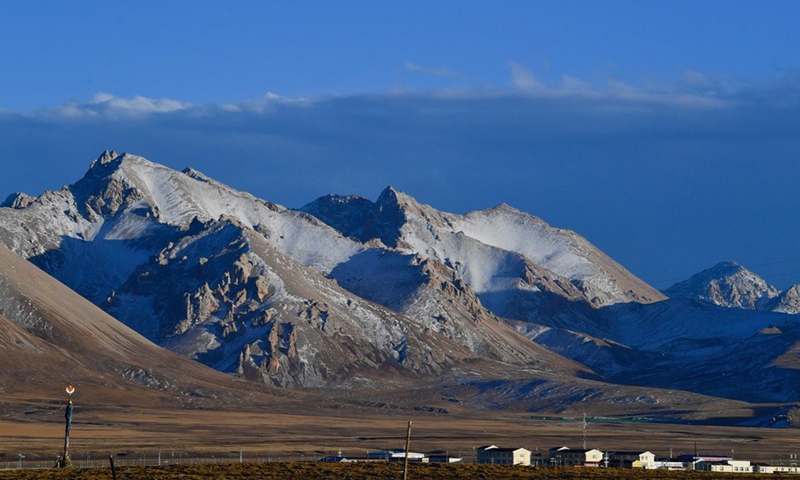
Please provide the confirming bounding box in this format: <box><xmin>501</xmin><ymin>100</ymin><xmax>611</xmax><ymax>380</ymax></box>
<box><xmin>36</xmin><ymin>93</ymin><xmax>192</xmax><ymax>119</ymax></box>
<box><xmin>14</xmin><ymin>63</ymin><xmax>800</xmax><ymax>129</ymax></box>
<box><xmin>91</xmin><ymin>93</ymin><xmax>190</xmax><ymax>114</ymax></box>
<box><xmin>502</xmin><ymin>63</ymin><xmax>729</xmax><ymax>109</ymax></box>
<box><xmin>508</xmin><ymin>61</ymin><xmax>545</xmax><ymax>91</ymax></box>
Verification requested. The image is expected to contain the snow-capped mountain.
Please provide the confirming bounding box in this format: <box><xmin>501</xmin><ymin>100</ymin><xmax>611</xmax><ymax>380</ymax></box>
<box><xmin>4</xmin><ymin>150</ymin><xmax>800</xmax><ymax>412</ymax></box>
<box><xmin>664</xmin><ymin>261</ymin><xmax>800</xmax><ymax>313</ymax></box>
<box><xmin>0</xmin><ymin>151</ymin><xmax>581</xmax><ymax>389</ymax></box>
<box><xmin>302</xmin><ymin>188</ymin><xmax>664</xmax><ymax>330</ymax></box>
<box><xmin>302</xmin><ymin>190</ymin><xmax>800</xmax><ymax>404</ymax></box>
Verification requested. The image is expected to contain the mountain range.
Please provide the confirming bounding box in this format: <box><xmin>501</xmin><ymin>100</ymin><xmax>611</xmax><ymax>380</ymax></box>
<box><xmin>2</xmin><ymin>151</ymin><xmax>799</xmax><ymax>423</ymax></box>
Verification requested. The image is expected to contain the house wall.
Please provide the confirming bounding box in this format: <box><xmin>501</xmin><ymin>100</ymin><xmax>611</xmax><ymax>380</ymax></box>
<box><xmin>586</xmin><ymin>450</ymin><xmax>603</xmax><ymax>463</ymax></box>
<box><xmin>696</xmin><ymin>460</ymin><xmax>752</xmax><ymax>473</ymax></box>
<box><xmin>638</xmin><ymin>452</ymin><xmax>655</xmax><ymax>469</ymax></box>
<box><xmin>757</xmin><ymin>466</ymin><xmax>800</xmax><ymax>474</ymax></box>
<box><xmin>477</xmin><ymin>449</ymin><xmax>531</xmax><ymax>466</ymax></box>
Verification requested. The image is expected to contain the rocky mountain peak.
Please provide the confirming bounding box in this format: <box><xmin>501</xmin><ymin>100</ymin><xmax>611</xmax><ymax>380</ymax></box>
<box><xmin>706</xmin><ymin>261</ymin><xmax>744</xmax><ymax>276</ymax></box>
<box><xmin>490</xmin><ymin>202</ymin><xmax>521</xmax><ymax>214</ymax></box>
<box><xmin>89</xmin><ymin>150</ymin><xmax>121</xmax><ymax>169</ymax></box>
<box><xmin>773</xmin><ymin>284</ymin><xmax>800</xmax><ymax>314</ymax></box>
<box><xmin>376</xmin><ymin>185</ymin><xmax>406</xmax><ymax>205</ymax></box>
<box><xmin>664</xmin><ymin>261</ymin><xmax>780</xmax><ymax>310</ymax></box>
<box><xmin>300</xmin><ymin>188</ymin><xmax>407</xmax><ymax>248</ymax></box>
<box><xmin>1</xmin><ymin>192</ymin><xmax>36</xmax><ymax>209</ymax></box>
<box><xmin>376</xmin><ymin>186</ymin><xmax>432</xmax><ymax>213</ymax></box>
<box><xmin>182</xmin><ymin>167</ymin><xmax>211</xmax><ymax>183</ymax></box>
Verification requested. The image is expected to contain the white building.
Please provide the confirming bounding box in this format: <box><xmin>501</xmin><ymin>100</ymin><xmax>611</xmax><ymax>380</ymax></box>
<box><xmin>652</xmin><ymin>460</ymin><xmax>686</xmax><ymax>470</ymax></box>
<box><xmin>366</xmin><ymin>450</ymin><xmax>427</xmax><ymax>462</ymax></box>
<box><xmin>753</xmin><ymin>463</ymin><xmax>800</xmax><ymax>474</ymax></box>
<box><xmin>695</xmin><ymin>459</ymin><xmax>753</xmax><ymax>473</ymax></box>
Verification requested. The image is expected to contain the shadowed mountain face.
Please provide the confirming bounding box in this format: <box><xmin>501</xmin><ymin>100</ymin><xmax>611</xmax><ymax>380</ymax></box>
<box><xmin>0</xmin><ymin>241</ymin><xmax>285</xmax><ymax>409</ymax></box>
<box><xmin>302</xmin><ymin>188</ymin><xmax>666</xmax><ymax>311</ymax></box>
<box><xmin>3</xmin><ymin>151</ymin><xmax>800</xmax><ymax>413</ymax></box>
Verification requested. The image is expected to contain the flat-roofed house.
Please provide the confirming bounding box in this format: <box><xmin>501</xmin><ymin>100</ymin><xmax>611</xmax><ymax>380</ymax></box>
<box><xmin>754</xmin><ymin>463</ymin><xmax>800</xmax><ymax>474</ymax></box>
<box><xmin>695</xmin><ymin>459</ymin><xmax>752</xmax><ymax>473</ymax></box>
<box><xmin>477</xmin><ymin>445</ymin><xmax>531</xmax><ymax>466</ymax></box>
<box><xmin>549</xmin><ymin>447</ymin><xmax>603</xmax><ymax>467</ymax></box>
<box><xmin>607</xmin><ymin>451</ymin><xmax>656</xmax><ymax>469</ymax></box>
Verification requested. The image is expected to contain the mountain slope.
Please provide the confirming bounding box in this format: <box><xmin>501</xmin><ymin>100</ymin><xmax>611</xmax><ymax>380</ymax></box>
<box><xmin>0</xmin><ymin>211</ymin><xmax>735</xmax><ymax>424</ymax></box>
<box><xmin>0</xmin><ymin>241</ymin><xmax>282</xmax><ymax>408</ymax></box>
<box><xmin>520</xmin><ymin>297</ymin><xmax>800</xmax><ymax>403</ymax></box>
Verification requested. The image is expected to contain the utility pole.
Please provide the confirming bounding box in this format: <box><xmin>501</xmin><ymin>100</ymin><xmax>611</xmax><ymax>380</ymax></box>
<box><xmin>403</xmin><ymin>421</ymin><xmax>412</xmax><ymax>480</ymax></box>
<box><xmin>59</xmin><ymin>385</ymin><xmax>75</xmax><ymax>468</ymax></box>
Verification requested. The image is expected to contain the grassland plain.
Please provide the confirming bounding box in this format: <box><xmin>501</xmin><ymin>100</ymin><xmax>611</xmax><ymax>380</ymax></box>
<box><xmin>5</xmin><ymin>386</ymin><xmax>800</xmax><ymax>480</ymax></box>
<box><xmin>4</xmin><ymin>402</ymin><xmax>800</xmax><ymax>473</ymax></box>
<box><xmin>2</xmin><ymin>408</ymin><xmax>799</xmax><ymax>459</ymax></box>
<box><xmin>0</xmin><ymin>463</ymin><xmax>792</xmax><ymax>480</ymax></box>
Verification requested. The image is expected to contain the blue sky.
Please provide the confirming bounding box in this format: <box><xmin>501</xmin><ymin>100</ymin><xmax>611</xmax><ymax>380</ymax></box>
<box><xmin>2</xmin><ymin>1</ymin><xmax>800</xmax><ymax>289</ymax></box>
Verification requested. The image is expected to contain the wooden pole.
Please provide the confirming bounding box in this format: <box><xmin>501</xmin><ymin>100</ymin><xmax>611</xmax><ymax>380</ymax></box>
<box><xmin>59</xmin><ymin>386</ymin><xmax>75</xmax><ymax>468</ymax></box>
<box><xmin>63</xmin><ymin>401</ymin><xmax>72</xmax><ymax>458</ymax></box>
<box><xmin>403</xmin><ymin>421</ymin><xmax>412</xmax><ymax>480</ymax></box>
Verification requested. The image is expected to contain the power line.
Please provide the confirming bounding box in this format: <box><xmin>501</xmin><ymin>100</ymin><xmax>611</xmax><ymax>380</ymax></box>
<box><xmin>748</xmin><ymin>257</ymin><xmax>800</xmax><ymax>269</ymax></box>
<box><xmin>759</xmin><ymin>270</ymin><xmax>800</xmax><ymax>280</ymax></box>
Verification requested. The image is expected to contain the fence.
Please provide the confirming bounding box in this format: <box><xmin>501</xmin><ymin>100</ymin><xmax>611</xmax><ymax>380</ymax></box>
<box><xmin>2</xmin><ymin>452</ymin><xmax>320</xmax><ymax>471</ymax></box>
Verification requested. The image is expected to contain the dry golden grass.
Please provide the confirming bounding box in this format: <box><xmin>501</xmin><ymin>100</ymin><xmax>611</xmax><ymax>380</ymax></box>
<box><xmin>3</xmin><ymin>402</ymin><xmax>800</xmax><ymax>468</ymax></box>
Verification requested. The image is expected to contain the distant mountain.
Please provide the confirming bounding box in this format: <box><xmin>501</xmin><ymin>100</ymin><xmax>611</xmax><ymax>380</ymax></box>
<box><xmin>774</xmin><ymin>285</ymin><xmax>800</xmax><ymax>314</ymax></box>
<box><xmin>521</xmin><ymin>298</ymin><xmax>800</xmax><ymax>403</ymax></box>
<box><xmin>664</xmin><ymin>261</ymin><xmax>800</xmax><ymax>314</ymax></box>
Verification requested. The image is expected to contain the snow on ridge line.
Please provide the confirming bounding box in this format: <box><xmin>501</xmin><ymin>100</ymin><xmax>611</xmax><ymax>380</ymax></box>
<box><xmin>116</xmin><ymin>154</ymin><xmax>365</xmax><ymax>274</ymax></box>
<box><xmin>454</xmin><ymin>206</ymin><xmax>593</xmax><ymax>279</ymax></box>
<box><xmin>382</xmin><ymin>187</ymin><xmax>659</xmax><ymax>306</ymax></box>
